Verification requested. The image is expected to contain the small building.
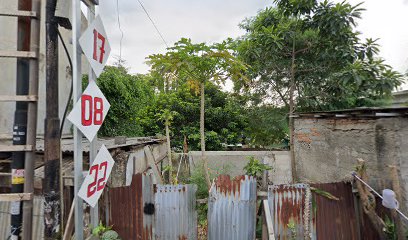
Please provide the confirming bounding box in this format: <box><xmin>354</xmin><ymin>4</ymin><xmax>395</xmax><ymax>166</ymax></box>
<box><xmin>293</xmin><ymin>107</ymin><xmax>408</xmax><ymax>214</ymax></box>
<box><xmin>392</xmin><ymin>90</ymin><xmax>408</xmax><ymax>107</ymax></box>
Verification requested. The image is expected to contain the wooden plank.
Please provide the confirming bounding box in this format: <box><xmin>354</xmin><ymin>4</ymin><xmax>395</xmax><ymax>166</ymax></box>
<box><xmin>144</xmin><ymin>146</ymin><xmax>163</xmax><ymax>184</ymax></box>
<box><xmin>0</xmin><ymin>95</ymin><xmax>38</xmax><ymax>102</ymax></box>
<box><xmin>0</xmin><ymin>50</ymin><xmax>37</xmax><ymax>58</ymax></box>
<box><xmin>0</xmin><ymin>145</ymin><xmax>34</xmax><ymax>152</ymax></box>
<box><xmin>263</xmin><ymin>200</ymin><xmax>275</xmax><ymax>240</ymax></box>
<box><xmin>0</xmin><ymin>193</ymin><xmax>33</xmax><ymax>202</ymax></box>
<box><xmin>0</xmin><ymin>134</ymin><xmax>12</xmax><ymax>139</ymax></box>
<box><xmin>0</xmin><ymin>10</ymin><xmax>38</xmax><ymax>18</ymax></box>
<box><xmin>62</xmin><ymin>201</ymin><xmax>75</xmax><ymax>240</ymax></box>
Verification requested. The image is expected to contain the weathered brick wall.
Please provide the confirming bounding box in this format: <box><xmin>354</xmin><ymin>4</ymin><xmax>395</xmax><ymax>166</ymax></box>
<box><xmin>294</xmin><ymin>117</ymin><xmax>408</xmax><ymax>212</ymax></box>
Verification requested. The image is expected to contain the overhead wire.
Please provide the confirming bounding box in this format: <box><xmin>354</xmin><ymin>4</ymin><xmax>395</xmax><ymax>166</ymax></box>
<box><xmin>116</xmin><ymin>0</ymin><xmax>124</xmax><ymax>62</ymax></box>
<box><xmin>137</xmin><ymin>0</ymin><xmax>169</xmax><ymax>48</ymax></box>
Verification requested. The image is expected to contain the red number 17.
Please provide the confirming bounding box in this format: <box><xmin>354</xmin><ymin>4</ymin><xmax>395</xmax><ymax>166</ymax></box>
<box><xmin>93</xmin><ymin>29</ymin><xmax>106</xmax><ymax>64</ymax></box>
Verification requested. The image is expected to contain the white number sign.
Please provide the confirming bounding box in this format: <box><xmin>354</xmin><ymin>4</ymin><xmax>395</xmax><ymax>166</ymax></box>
<box><xmin>79</xmin><ymin>15</ymin><xmax>111</xmax><ymax>77</ymax></box>
<box><xmin>67</xmin><ymin>81</ymin><xmax>110</xmax><ymax>141</ymax></box>
<box><xmin>78</xmin><ymin>145</ymin><xmax>115</xmax><ymax>207</ymax></box>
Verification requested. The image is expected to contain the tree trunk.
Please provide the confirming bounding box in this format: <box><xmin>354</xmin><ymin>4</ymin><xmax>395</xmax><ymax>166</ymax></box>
<box><xmin>200</xmin><ymin>82</ymin><xmax>211</xmax><ymax>188</ymax></box>
<box><xmin>165</xmin><ymin>119</ymin><xmax>172</xmax><ymax>183</ymax></box>
<box><xmin>289</xmin><ymin>40</ymin><xmax>297</xmax><ymax>183</ymax></box>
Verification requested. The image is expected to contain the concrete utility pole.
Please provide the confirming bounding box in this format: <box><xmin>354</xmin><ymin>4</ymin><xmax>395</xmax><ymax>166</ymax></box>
<box><xmin>10</xmin><ymin>0</ymin><xmax>31</xmax><ymax>239</ymax></box>
<box><xmin>43</xmin><ymin>0</ymin><xmax>61</xmax><ymax>238</ymax></box>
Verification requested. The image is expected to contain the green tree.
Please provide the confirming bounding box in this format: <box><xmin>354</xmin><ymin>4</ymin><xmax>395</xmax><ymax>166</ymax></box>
<box><xmin>147</xmin><ymin>38</ymin><xmax>247</xmax><ymax>188</ymax></box>
<box><xmin>88</xmin><ymin>66</ymin><xmax>155</xmax><ymax>137</ymax></box>
<box><xmin>139</xmin><ymin>82</ymin><xmax>248</xmax><ymax>151</ymax></box>
<box><xmin>237</xmin><ymin>0</ymin><xmax>404</xmax><ymax>181</ymax></box>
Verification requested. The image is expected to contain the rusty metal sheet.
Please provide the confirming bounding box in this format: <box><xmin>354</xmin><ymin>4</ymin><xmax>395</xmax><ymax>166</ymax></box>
<box><xmin>208</xmin><ymin>175</ymin><xmax>257</xmax><ymax>240</ymax></box>
<box><xmin>311</xmin><ymin>182</ymin><xmax>359</xmax><ymax>240</ymax></box>
<box><xmin>109</xmin><ymin>173</ymin><xmax>153</xmax><ymax>240</ymax></box>
<box><xmin>268</xmin><ymin>183</ymin><xmax>313</xmax><ymax>240</ymax></box>
<box><xmin>154</xmin><ymin>184</ymin><xmax>197</xmax><ymax>240</ymax></box>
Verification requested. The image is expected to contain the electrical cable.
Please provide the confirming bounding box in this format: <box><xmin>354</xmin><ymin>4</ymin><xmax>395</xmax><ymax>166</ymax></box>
<box><xmin>57</xmin><ymin>29</ymin><xmax>73</xmax><ymax>137</ymax></box>
<box><xmin>137</xmin><ymin>0</ymin><xmax>169</xmax><ymax>48</ymax></box>
<box><xmin>116</xmin><ymin>0</ymin><xmax>124</xmax><ymax>62</ymax></box>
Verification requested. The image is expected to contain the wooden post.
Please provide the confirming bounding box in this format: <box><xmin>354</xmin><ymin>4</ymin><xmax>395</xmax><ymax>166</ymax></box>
<box><xmin>388</xmin><ymin>165</ymin><xmax>404</xmax><ymax>240</ymax></box>
<box><xmin>355</xmin><ymin>159</ymin><xmax>386</xmax><ymax>239</ymax></box>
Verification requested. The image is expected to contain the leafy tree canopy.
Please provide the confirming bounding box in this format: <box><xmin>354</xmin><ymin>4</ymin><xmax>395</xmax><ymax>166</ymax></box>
<box><xmin>139</xmin><ymin>81</ymin><xmax>248</xmax><ymax>151</ymax></box>
<box><xmin>85</xmin><ymin>66</ymin><xmax>155</xmax><ymax>137</ymax></box>
<box><xmin>237</xmin><ymin>0</ymin><xmax>404</xmax><ymax>111</ymax></box>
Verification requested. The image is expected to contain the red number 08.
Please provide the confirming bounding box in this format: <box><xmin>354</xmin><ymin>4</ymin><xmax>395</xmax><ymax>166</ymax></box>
<box><xmin>81</xmin><ymin>94</ymin><xmax>103</xmax><ymax>126</ymax></box>
<box><xmin>93</xmin><ymin>29</ymin><xmax>106</xmax><ymax>64</ymax></box>
<box><xmin>87</xmin><ymin>161</ymin><xmax>108</xmax><ymax>198</ymax></box>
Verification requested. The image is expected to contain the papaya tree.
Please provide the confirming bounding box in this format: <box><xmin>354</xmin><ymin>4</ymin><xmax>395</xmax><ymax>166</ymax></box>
<box><xmin>147</xmin><ymin>38</ymin><xmax>247</xmax><ymax>188</ymax></box>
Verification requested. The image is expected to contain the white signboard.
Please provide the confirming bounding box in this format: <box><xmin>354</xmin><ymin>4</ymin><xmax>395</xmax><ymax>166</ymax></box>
<box><xmin>79</xmin><ymin>15</ymin><xmax>111</xmax><ymax>77</ymax></box>
<box><xmin>78</xmin><ymin>145</ymin><xmax>115</xmax><ymax>207</ymax></box>
<box><xmin>67</xmin><ymin>81</ymin><xmax>110</xmax><ymax>141</ymax></box>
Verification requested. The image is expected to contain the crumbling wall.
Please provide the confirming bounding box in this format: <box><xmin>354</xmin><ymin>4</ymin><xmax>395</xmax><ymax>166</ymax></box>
<box><xmin>294</xmin><ymin>117</ymin><xmax>408</xmax><ymax>213</ymax></box>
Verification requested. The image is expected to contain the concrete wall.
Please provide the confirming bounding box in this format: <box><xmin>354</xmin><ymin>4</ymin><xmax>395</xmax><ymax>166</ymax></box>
<box><xmin>188</xmin><ymin>151</ymin><xmax>292</xmax><ymax>185</ymax></box>
<box><xmin>294</xmin><ymin>117</ymin><xmax>408</xmax><ymax>212</ymax></box>
<box><xmin>0</xmin><ymin>0</ymin><xmax>89</xmax><ymax>137</ymax></box>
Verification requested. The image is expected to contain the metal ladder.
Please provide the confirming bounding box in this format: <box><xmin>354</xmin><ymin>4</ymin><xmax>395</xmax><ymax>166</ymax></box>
<box><xmin>0</xmin><ymin>0</ymin><xmax>41</xmax><ymax>239</ymax></box>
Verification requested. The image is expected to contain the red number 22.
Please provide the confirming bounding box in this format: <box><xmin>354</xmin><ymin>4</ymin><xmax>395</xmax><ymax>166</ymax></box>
<box><xmin>87</xmin><ymin>161</ymin><xmax>108</xmax><ymax>198</ymax></box>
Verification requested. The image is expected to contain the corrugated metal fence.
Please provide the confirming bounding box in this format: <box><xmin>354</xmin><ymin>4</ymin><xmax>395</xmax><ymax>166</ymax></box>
<box><xmin>268</xmin><ymin>183</ymin><xmax>314</xmax><ymax>240</ymax></box>
<box><xmin>154</xmin><ymin>184</ymin><xmax>197</xmax><ymax>240</ymax></box>
<box><xmin>0</xmin><ymin>196</ymin><xmax>44</xmax><ymax>239</ymax></box>
<box><xmin>109</xmin><ymin>174</ymin><xmax>197</xmax><ymax>240</ymax></box>
<box><xmin>269</xmin><ymin>182</ymin><xmax>384</xmax><ymax>240</ymax></box>
<box><xmin>109</xmin><ymin>173</ymin><xmax>154</xmax><ymax>240</ymax></box>
<box><xmin>208</xmin><ymin>175</ymin><xmax>257</xmax><ymax>240</ymax></box>
<box><xmin>311</xmin><ymin>182</ymin><xmax>359</xmax><ymax>240</ymax></box>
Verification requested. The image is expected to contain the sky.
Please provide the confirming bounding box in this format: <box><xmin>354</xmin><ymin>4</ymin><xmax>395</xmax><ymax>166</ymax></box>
<box><xmin>95</xmin><ymin>0</ymin><xmax>408</xmax><ymax>88</ymax></box>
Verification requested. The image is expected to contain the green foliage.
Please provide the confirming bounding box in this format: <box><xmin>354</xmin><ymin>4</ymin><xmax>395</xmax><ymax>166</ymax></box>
<box><xmin>101</xmin><ymin>231</ymin><xmax>120</xmax><ymax>240</ymax></box>
<box><xmin>147</xmin><ymin>38</ymin><xmax>248</xmax><ymax>159</ymax></box>
<box><xmin>92</xmin><ymin>222</ymin><xmax>120</xmax><ymax>240</ymax></box>
<box><xmin>383</xmin><ymin>216</ymin><xmax>397</xmax><ymax>240</ymax></box>
<box><xmin>287</xmin><ymin>218</ymin><xmax>297</xmax><ymax>240</ymax></box>
<box><xmin>139</xmin><ymin>82</ymin><xmax>248</xmax><ymax>151</ymax></box>
<box><xmin>86</xmin><ymin>66</ymin><xmax>155</xmax><ymax>137</ymax></box>
<box><xmin>310</xmin><ymin>187</ymin><xmax>339</xmax><ymax>201</ymax></box>
<box><xmin>243</xmin><ymin>156</ymin><xmax>272</xmax><ymax>178</ymax></box>
<box><xmin>186</xmin><ymin>164</ymin><xmax>231</xmax><ymax>224</ymax></box>
<box><xmin>246</xmin><ymin>105</ymin><xmax>288</xmax><ymax>147</ymax></box>
<box><xmin>237</xmin><ymin>0</ymin><xmax>403</xmax><ymax>111</ymax></box>
<box><xmin>92</xmin><ymin>221</ymin><xmax>112</xmax><ymax>236</ymax></box>
<box><xmin>147</xmin><ymin>38</ymin><xmax>248</xmax><ymax>88</ymax></box>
